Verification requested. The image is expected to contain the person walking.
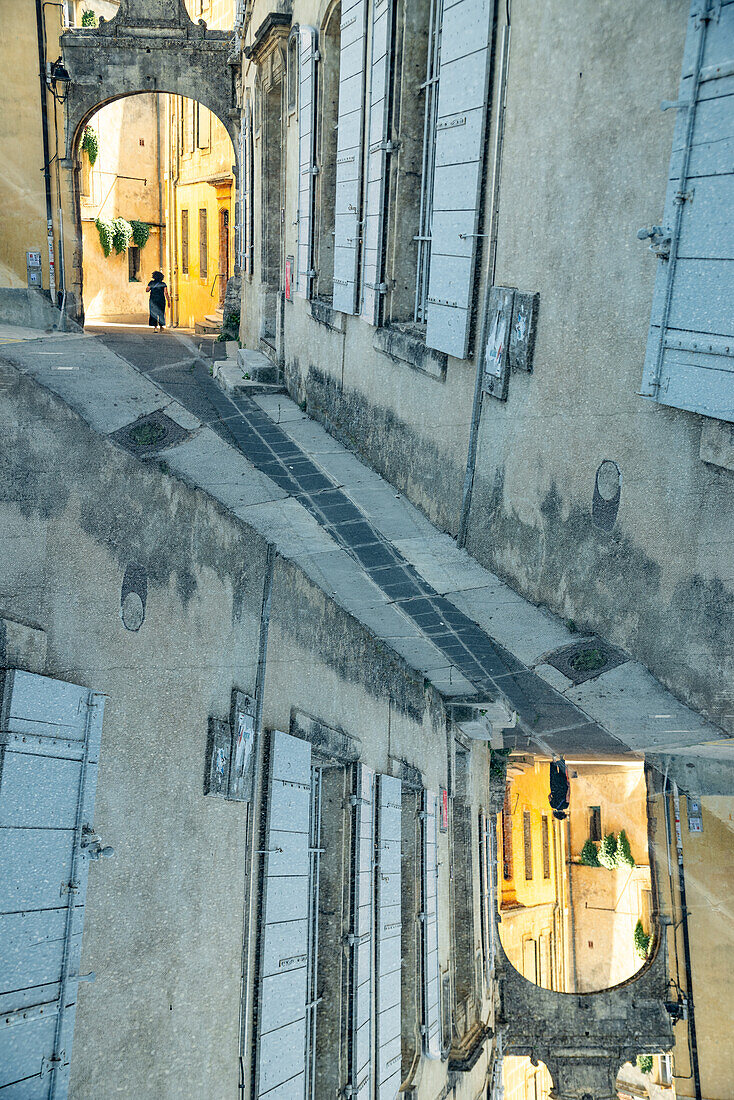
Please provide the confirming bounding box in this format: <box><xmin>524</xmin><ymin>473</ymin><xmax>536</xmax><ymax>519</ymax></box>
<box><xmin>548</xmin><ymin>757</ymin><xmax>570</xmax><ymax>820</ymax></box>
<box><xmin>146</xmin><ymin>270</ymin><xmax>171</xmax><ymax>332</ymax></box>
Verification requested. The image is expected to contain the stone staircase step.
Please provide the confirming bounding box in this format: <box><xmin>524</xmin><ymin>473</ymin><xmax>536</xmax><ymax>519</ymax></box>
<box><xmin>237</xmin><ymin>347</ymin><xmax>279</xmax><ymax>384</ymax></box>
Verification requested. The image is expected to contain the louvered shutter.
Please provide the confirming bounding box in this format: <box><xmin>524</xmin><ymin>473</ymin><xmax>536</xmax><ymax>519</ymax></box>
<box><xmin>360</xmin><ymin>0</ymin><xmax>394</xmax><ymax>324</ymax></box>
<box><xmin>375</xmin><ymin>774</ymin><xmax>402</xmax><ymax>1099</ymax></box>
<box><xmin>241</xmin><ymin>104</ymin><xmax>253</xmax><ymax>276</ymax></box>
<box><xmin>478</xmin><ymin>811</ymin><xmax>494</xmax><ymax>991</ymax></box>
<box><xmin>255</xmin><ymin>730</ymin><xmax>311</xmax><ymax>1098</ymax></box>
<box><xmin>425</xmin><ymin>0</ymin><xmax>494</xmax><ymax>358</ymax></box>
<box><xmin>0</xmin><ymin>670</ymin><xmax>105</xmax><ymax>1098</ymax></box>
<box><xmin>297</xmin><ymin>27</ymin><xmax>318</xmax><ymax>298</ymax></box>
<box><xmin>333</xmin><ymin>0</ymin><xmax>368</xmax><ymax>314</ymax></box>
<box><xmin>640</xmin><ymin>0</ymin><xmax>734</xmax><ymax>419</ymax></box>
<box><xmin>421</xmin><ymin>789</ymin><xmax>441</xmax><ymax>1058</ymax></box>
<box><xmin>349</xmin><ymin>764</ymin><xmax>374</xmax><ymax>1099</ymax></box>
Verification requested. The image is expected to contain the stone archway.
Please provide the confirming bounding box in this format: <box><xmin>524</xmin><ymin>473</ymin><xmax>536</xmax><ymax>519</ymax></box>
<box><xmin>60</xmin><ymin>0</ymin><xmax>240</xmax><ymax>323</ymax></box>
<box><xmin>496</xmin><ymin>928</ymin><xmax>674</xmax><ymax>1099</ymax></box>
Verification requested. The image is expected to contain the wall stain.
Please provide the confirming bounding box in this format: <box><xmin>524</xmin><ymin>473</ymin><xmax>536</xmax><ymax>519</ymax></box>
<box><xmin>469</xmin><ymin>467</ymin><xmax>733</xmax><ymax>734</ymax></box>
<box><xmin>289</xmin><ymin>358</ymin><xmax>465</xmax><ymax>536</ymax></box>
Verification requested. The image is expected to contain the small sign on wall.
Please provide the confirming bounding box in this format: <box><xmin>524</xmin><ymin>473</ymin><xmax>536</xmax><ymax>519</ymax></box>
<box><xmin>26</xmin><ymin>250</ymin><xmax>42</xmax><ymax>288</ymax></box>
<box><xmin>439</xmin><ymin>787</ymin><xmax>449</xmax><ymax>832</ymax></box>
<box><xmin>687</xmin><ymin>797</ymin><xmax>703</xmax><ymax>834</ymax></box>
<box><xmin>285</xmin><ymin>256</ymin><xmax>294</xmax><ymax>301</ymax></box>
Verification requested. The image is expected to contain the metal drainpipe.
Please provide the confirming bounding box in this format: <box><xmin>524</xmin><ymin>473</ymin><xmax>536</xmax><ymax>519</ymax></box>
<box><xmin>564</xmin><ymin>815</ymin><xmax>577</xmax><ymax>992</ymax></box>
<box><xmin>670</xmin><ymin>780</ymin><xmax>703</xmax><ymax>1100</ymax></box>
<box><xmin>457</xmin><ymin>11</ymin><xmax>510</xmax><ymax>549</ymax></box>
<box><xmin>35</xmin><ymin>0</ymin><xmax>57</xmax><ymax>307</ymax></box>
<box><xmin>155</xmin><ymin>88</ymin><xmax>164</xmax><ymax>270</ymax></box>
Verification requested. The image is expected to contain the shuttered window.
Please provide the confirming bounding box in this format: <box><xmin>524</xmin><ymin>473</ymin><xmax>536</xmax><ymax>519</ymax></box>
<box><xmin>424</xmin><ymin>0</ymin><xmax>494</xmax><ymax>358</ymax></box>
<box><xmin>333</xmin><ymin>0</ymin><xmax>368</xmax><ymax>314</ymax></box>
<box><xmin>254</xmin><ymin>730</ymin><xmax>311</xmax><ymax>1099</ymax></box>
<box><xmin>349</xmin><ymin>764</ymin><xmax>374</xmax><ymax>1100</ymax></box>
<box><xmin>0</xmin><ymin>670</ymin><xmax>105</xmax><ymax>1098</ymax></box>
<box><xmin>421</xmin><ymin>789</ymin><xmax>441</xmax><ymax>1058</ymax></box>
<box><xmin>240</xmin><ymin>104</ymin><xmax>253</xmax><ymax>275</ymax></box>
<box><xmin>360</xmin><ymin>0</ymin><xmax>394</xmax><ymax>324</ymax></box>
<box><xmin>375</xmin><ymin>774</ymin><xmax>402</xmax><ymax>1097</ymax></box>
<box><xmin>297</xmin><ymin>27</ymin><xmax>319</xmax><ymax>298</ymax></box>
<box><xmin>502</xmin><ymin>782</ymin><xmax>513</xmax><ymax>880</ymax></box>
<box><xmin>478</xmin><ymin>811</ymin><xmax>494</xmax><ymax>990</ymax></box>
<box><xmin>523</xmin><ymin>810</ymin><xmax>532</xmax><ymax>881</ymax></box>
<box><xmin>541</xmin><ymin>814</ymin><xmax>550</xmax><ymax>879</ymax></box>
<box><xmin>199</xmin><ymin>208</ymin><xmax>208</xmax><ymax>281</ymax></box>
<box><xmin>640</xmin><ymin>0</ymin><xmax>734</xmax><ymax>419</ymax></box>
<box><xmin>181</xmin><ymin>210</ymin><xmax>189</xmax><ymax>274</ymax></box>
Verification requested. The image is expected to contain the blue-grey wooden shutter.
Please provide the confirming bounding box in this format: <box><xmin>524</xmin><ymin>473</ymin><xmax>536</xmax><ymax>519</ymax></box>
<box><xmin>241</xmin><ymin>102</ymin><xmax>253</xmax><ymax>276</ymax></box>
<box><xmin>375</xmin><ymin>774</ymin><xmax>402</xmax><ymax>1099</ymax></box>
<box><xmin>0</xmin><ymin>670</ymin><xmax>105</xmax><ymax>1099</ymax></box>
<box><xmin>333</xmin><ymin>0</ymin><xmax>368</xmax><ymax>315</ymax></box>
<box><xmin>255</xmin><ymin>730</ymin><xmax>312</xmax><ymax>1098</ymax></box>
<box><xmin>349</xmin><ymin>764</ymin><xmax>374</xmax><ymax>1099</ymax></box>
<box><xmin>297</xmin><ymin>27</ymin><xmax>318</xmax><ymax>298</ymax></box>
<box><xmin>640</xmin><ymin>0</ymin><xmax>734</xmax><ymax>419</ymax></box>
<box><xmin>425</xmin><ymin>0</ymin><xmax>494</xmax><ymax>358</ymax></box>
<box><xmin>421</xmin><ymin>789</ymin><xmax>441</xmax><ymax>1058</ymax></box>
<box><xmin>360</xmin><ymin>0</ymin><xmax>394</xmax><ymax>324</ymax></box>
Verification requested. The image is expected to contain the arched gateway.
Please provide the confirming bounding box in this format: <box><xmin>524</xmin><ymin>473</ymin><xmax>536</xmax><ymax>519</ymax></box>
<box><xmin>61</xmin><ymin>0</ymin><xmax>240</xmax><ymax>323</ymax></box>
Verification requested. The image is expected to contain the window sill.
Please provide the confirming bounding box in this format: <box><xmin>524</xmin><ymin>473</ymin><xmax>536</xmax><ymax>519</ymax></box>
<box><xmin>310</xmin><ymin>298</ymin><xmax>345</xmax><ymax>333</ymax></box>
<box><xmin>373</xmin><ymin>324</ymin><xmax>447</xmax><ymax>381</ymax></box>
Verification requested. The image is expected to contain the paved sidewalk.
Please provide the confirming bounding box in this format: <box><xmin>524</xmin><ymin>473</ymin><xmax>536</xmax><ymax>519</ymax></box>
<box><xmin>2</xmin><ymin>327</ymin><xmax>726</xmax><ymax>758</ymax></box>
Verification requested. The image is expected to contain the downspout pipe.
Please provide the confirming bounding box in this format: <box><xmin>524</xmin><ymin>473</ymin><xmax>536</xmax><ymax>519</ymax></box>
<box><xmin>35</xmin><ymin>0</ymin><xmax>57</xmax><ymax>307</ymax></box>
<box><xmin>457</xmin><ymin>10</ymin><xmax>510</xmax><ymax>548</ymax></box>
<box><xmin>670</xmin><ymin>780</ymin><xmax>703</xmax><ymax>1100</ymax></box>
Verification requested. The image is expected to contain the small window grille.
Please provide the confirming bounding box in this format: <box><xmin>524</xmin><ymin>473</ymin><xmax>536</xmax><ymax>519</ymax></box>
<box><xmin>440</xmin><ymin>969</ymin><xmax>451</xmax><ymax>1052</ymax></box>
<box><xmin>541</xmin><ymin>815</ymin><xmax>550</xmax><ymax>879</ymax></box>
<box><xmin>589</xmin><ymin>806</ymin><xmax>602</xmax><ymax>842</ymax></box>
<box><xmin>523</xmin><ymin>810</ymin><xmax>532</xmax><ymax>881</ymax></box>
<box><xmin>287</xmin><ymin>33</ymin><xmax>299</xmax><ymax>112</ymax></box>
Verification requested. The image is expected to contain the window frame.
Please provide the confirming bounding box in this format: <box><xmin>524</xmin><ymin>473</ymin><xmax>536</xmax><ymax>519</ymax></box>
<box><xmin>199</xmin><ymin>208</ymin><xmax>208</xmax><ymax>282</ymax></box>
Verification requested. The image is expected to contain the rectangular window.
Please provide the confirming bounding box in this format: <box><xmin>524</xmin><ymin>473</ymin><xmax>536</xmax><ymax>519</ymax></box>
<box><xmin>523</xmin><ymin>810</ymin><xmax>532</xmax><ymax>881</ymax></box>
<box><xmin>541</xmin><ymin>814</ymin><xmax>550</xmax><ymax>879</ymax></box>
<box><xmin>440</xmin><ymin>970</ymin><xmax>451</xmax><ymax>1052</ymax></box>
<box><xmin>589</xmin><ymin>806</ymin><xmax>602</xmax><ymax>842</ymax></box>
<box><xmin>128</xmin><ymin>245</ymin><xmax>141</xmax><ymax>282</ymax></box>
<box><xmin>502</xmin><ymin>783</ymin><xmax>513</xmax><ymax>881</ymax></box>
<box><xmin>181</xmin><ymin>210</ymin><xmax>189</xmax><ymax>275</ymax></box>
<box><xmin>199</xmin><ymin>209</ymin><xmax>208</xmax><ymax>281</ymax></box>
<box><xmin>196</xmin><ymin>103</ymin><xmax>210</xmax><ymax>151</ymax></box>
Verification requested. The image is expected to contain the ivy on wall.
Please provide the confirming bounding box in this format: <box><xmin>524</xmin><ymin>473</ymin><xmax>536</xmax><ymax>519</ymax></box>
<box><xmin>95</xmin><ymin>217</ymin><xmax>152</xmax><ymax>258</ymax></box>
<box><xmin>131</xmin><ymin>220</ymin><xmax>151</xmax><ymax>249</ymax></box>
<box><xmin>81</xmin><ymin>10</ymin><xmax>98</xmax><ymax>26</ymax></box>
<box><xmin>82</xmin><ymin>127</ymin><xmax>99</xmax><ymax>166</ymax></box>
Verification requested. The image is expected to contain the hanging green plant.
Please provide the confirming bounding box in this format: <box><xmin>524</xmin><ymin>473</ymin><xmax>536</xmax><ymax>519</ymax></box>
<box><xmin>130</xmin><ymin>220</ymin><xmax>151</xmax><ymax>249</ymax></box>
<box><xmin>81</xmin><ymin>127</ymin><xmax>99</xmax><ymax>167</ymax></box>
<box><xmin>95</xmin><ymin>216</ymin><xmax>114</xmax><ymax>257</ymax></box>
<box><xmin>111</xmin><ymin>217</ymin><xmax>133</xmax><ymax>255</ymax></box>
<box><xmin>580</xmin><ymin>838</ymin><xmax>600</xmax><ymax>867</ymax></box>
<box><xmin>598</xmin><ymin>832</ymin><xmax>618</xmax><ymax>869</ymax></box>
<box><xmin>616</xmin><ymin>829</ymin><xmax>635</xmax><ymax>869</ymax></box>
<box><xmin>636</xmin><ymin>1054</ymin><xmax>653</xmax><ymax>1075</ymax></box>
<box><xmin>81</xmin><ymin>10</ymin><xmax>98</xmax><ymax>26</ymax></box>
<box><xmin>633</xmin><ymin>919</ymin><xmax>651</xmax><ymax>960</ymax></box>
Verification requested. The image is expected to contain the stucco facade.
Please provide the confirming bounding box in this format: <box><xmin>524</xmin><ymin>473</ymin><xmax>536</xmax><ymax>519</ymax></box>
<box><xmin>236</xmin><ymin>0</ymin><xmax>733</xmax><ymax>742</ymax></box>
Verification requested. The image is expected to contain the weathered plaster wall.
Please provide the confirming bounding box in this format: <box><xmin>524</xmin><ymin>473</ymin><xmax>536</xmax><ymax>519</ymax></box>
<box><xmin>0</xmin><ymin>364</ymin><xmax>493</xmax><ymax>1098</ymax></box>
<box><xmin>239</xmin><ymin>0</ymin><xmax>733</xmax><ymax>738</ymax></box>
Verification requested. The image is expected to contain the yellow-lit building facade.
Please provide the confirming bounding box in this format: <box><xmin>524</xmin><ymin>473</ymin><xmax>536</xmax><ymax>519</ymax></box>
<box><xmin>498</xmin><ymin>758</ymin><xmax>653</xmax><ymax>1100</ymax></box>
<box><xmin>166</xmin><ymin>0</ymin><xmax>236</xmax><ymax>330</ymax></box>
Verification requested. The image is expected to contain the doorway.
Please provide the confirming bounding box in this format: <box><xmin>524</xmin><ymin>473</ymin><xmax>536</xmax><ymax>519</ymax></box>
<box><xmin>218</xmin><ymin>208</ymin><xmax>229</xmax><ymax>308</ymax></box>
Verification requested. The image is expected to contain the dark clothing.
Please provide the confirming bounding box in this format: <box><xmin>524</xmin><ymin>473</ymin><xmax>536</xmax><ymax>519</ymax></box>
<box><xmin>147</xmin><ymin>280</ymin><xmax>167</xmax><ymax>328</ymax></box>
<box><xmin>549</xmin><ymin>759</ymin><xmax>570</xmax><ymax>811</ymax></box>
